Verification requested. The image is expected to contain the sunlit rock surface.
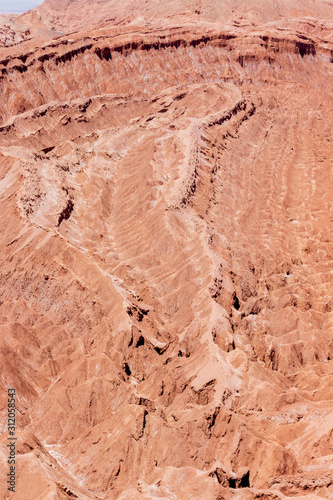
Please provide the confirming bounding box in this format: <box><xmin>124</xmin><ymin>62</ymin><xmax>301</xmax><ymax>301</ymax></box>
<box><xmin>0</xmin><ymin>1</ymin><xmax>332</xmax><ymax>499</ymax></box>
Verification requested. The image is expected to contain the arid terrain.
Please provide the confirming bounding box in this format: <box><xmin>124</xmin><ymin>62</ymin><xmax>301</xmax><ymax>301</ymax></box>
<box><xmin>0</xmin><ymin>0</ymin><xmax>332</xmax><ymax>499</ymax></box>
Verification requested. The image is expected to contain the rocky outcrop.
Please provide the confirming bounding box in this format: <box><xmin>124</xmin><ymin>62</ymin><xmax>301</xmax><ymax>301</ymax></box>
<box><xmin>0</xmin><ymin>24</ymin><xmax>331</xmax><ymax>124</ymax></box>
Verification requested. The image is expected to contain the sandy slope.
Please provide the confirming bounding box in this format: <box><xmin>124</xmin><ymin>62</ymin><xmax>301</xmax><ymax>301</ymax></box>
<box><xmin>18</xmin><ymin>0</ymin><xmax>333</xmax><ymax>32</ymax></box>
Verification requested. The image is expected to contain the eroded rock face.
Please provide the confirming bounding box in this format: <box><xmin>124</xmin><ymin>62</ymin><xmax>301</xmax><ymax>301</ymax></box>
<box><xmin>0</xmin><ymin>1</ymin><xmax>332</xmax><ymax>499</ymax></box>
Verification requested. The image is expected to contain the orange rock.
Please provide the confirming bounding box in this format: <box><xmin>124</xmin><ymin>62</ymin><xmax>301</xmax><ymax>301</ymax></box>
<box><xmin>0</xmin><ymin>1</ymin><xmax>332</xmax><ymax>499</ymax></box>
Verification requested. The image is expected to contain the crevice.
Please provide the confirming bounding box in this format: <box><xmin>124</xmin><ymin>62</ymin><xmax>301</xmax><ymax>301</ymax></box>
<box><xmin>124</xmin><ymin>363</ymin><xmax>131</xmax><ymax>376</ymax></box>
<box><xmin>135</xmin><ymin>335</ymin><xmax>145</xmax><ymax>347</ymax></box>
<box><xmin>232</xmin><ymin>292</ymin><xmax>240</xmax><ymax>310</ymax></box>
<box><xmin>56</xmin><ymin>484</ymin><xmax>78</xmax><ymax>498</ymax></box>
<box><xmin>126</xmin><ymin>305</ymin><xmax>149</xmax><ymax>322</ymax></box>
<box><xmin>154</xmin><ymin>345</ymin><xmax>168</xmax><ymax>355</ymax></box>
<box><xmin>41</xmin><ymin>146</ymin><xmax>55</xmax><ymax>154</ymax></box>
<box><xmin>57</xmin><ymin>199</ymin><xmax>74</xmax><ymax>227</ymax></box>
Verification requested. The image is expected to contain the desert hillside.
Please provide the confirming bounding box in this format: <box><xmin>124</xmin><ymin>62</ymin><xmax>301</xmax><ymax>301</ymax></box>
<box><xmin>18</xmin><ymin>0</ymin><xmax>333</xmax><ymax>31</ymax></box>
<box><xmin>0</xmin><ymin>1</ymin><xmax>332</xmax><ymax>499</ymax></box>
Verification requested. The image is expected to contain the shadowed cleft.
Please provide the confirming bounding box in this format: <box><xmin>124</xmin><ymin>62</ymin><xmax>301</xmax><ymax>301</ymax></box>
<box><xmin>123</xmin><ymin>363</ymin><xmax>131</xmax><ymax>376</ymax></box>
<box><xmin>41</xmin><ymin>146</ymin><xmax>55</xmax><ymax>154</ymax></box>
<box><xmin>135</xmin><ymin>335</ymin><xmax>145</xmax><ymax>347</ymax></box>
<box><xmin>210</xmin><ymin>467</ymin><xmax>250</xmax><ymax>489</ymax></box>
<box><xmin>57</xmin><ymin>199</ymin><xmax>74</xmax><ymax>226</ymax></box>
<box><xmin>232</xmin><ymin>292</ymin><xmax>240</xmax><ymax>310</ymax></box>
<box><xmin>126</xmin><ymin>305</ymin><xmax>149</xmax><ymax>321</ymax></box>
<box><xmin>57</xmin><ymin>484</ymin><xmax>78</xmax><ymax>498</ymax></box>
